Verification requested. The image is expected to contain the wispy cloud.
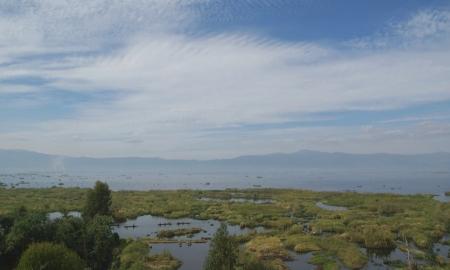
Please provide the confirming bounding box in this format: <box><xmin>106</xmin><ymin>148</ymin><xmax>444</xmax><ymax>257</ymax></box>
<box><xmin>0</xmin><ymin>1</ymin><xmax>450</xmax><ymax>158</ymax></box>
<box><xmin>349</xmin><ymin>8</ymin><xmax>450</xmax><ymax>49</ymax></box>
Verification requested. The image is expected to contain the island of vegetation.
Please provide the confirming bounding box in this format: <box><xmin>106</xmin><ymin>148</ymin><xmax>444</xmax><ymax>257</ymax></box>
<box><xmin>0</xmin><ymin>182</ymin><xmax>449</xmax><ymax>269</ymax></box>
<box><xmin>157</xmin><ymin>227</ymin><xmax>204</xmax><ymax>238</ymax></box>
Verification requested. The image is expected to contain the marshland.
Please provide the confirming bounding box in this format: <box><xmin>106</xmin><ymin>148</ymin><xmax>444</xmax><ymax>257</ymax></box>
<box><xmin>0</xmin><ymin>186</ymin><xmax>449</xmax><ymax>269</ymax></box>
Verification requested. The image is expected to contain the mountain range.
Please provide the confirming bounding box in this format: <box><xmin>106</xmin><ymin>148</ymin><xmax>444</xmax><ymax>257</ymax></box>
<box><xmin>1</xmin><ymin>149</ymin><xmax>450</xmax><ymax>172</ymax></box>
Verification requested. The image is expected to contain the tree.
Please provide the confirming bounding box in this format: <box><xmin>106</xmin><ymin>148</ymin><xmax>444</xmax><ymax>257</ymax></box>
<box><xmin>85</xmin><ymin>215</ymin><xmax>119</xmax><ymax>270</ymax></box>
<box><xmin>204</xmin><ymin>223</ymin><xmax>238</xmax><ymax>270</ymax></box>
<box><xmin>5</xmin><ymin>212</ymin><xmax>52</xmax><ymax>257</ymax></box>
<box><xmin>83</xmin><ymin>181</ymin><xmax>112</xmax><ymax>219</ymax></box>
<box><xmin>16</xmin><ymin>242</ymin><xmax>84</xmax><ymax>270</ymax></box>
<box><xmin>53</xmin><ymin>216</ymin><xmax>87</xmax><ymax>259</ymax></box>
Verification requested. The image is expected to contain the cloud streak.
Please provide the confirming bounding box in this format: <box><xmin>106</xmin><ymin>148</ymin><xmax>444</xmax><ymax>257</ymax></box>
<box><xmin>0</xmin><ymin>1</ymin><xmax>450</xmax><ymax>158</ymax></box>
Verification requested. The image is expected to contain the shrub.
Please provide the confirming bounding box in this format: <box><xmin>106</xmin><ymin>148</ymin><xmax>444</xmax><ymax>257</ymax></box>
<box><xmin>377</xmin><ymin>203</ymin><xmax>403</xmax><ymax>216</ymax></box>
<box><xmin>245</xmin><ymin>236</ymin><xmax>290</xmax><ymax>260</ymax></box>
<box><xmin>362</xmin><ymin>225</ymin><xmax>395</xmax><ymax>249</ymax></box>
<box><xmin>5</xmin><ymin>212</ymin><xmax>52</xmax><ymax>257</ymax></box>
<box><xmin>119</xmin><ymin>241</ymin><xmax>149</xmax><ymax>269</ymax></box>
<box><xmin>204</xmin><ymin>223</ymin><xmax>238</xmax><ymax>270</ymax></box>
<box><xmin>16</xmin><ymin>242</ymin><xmax>84</xmax><ymax>270</ymax></box>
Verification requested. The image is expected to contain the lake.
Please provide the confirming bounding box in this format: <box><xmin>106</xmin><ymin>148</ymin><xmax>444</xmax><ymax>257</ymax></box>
<box><xmin>1</xmin><ymin>169</ymin><xmax>449</xmax><ymax>198</ymax></box>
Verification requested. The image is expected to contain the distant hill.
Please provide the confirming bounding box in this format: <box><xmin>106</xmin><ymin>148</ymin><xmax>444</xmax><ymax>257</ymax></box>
<box><xmin>1</xmin><ymin>149</ymin><xmax>450</xmax><ymax>172</ymax></box>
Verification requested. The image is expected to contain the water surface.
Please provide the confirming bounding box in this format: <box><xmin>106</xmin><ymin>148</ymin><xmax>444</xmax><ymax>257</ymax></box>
<box><xmin>1</xmin><ymin>169</ymin><xmax>449</xmax><ymax>196</ymax></box>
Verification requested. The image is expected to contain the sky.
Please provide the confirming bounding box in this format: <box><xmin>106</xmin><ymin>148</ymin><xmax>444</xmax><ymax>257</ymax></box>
<box><xmin>1</xmin><ymin>0</ymin><xmax>450</xmax><ymax>159</ymax></box>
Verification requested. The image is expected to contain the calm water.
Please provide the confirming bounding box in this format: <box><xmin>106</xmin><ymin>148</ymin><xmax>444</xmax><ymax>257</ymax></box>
<box><xmin>113</xmin><ymin>214</ymin><xmax>264</xmax><ymax>239</ymax></box>
<box><xmin>113</xmin><ymin>214</ymin><xmax>264</xmax><ymax>270</ymax></box>
<box><xmin>286</xmin><ymin>252</ymin><xmax>316</xmax><ymax>270</ymax></box>
<box><xmin>151</xmin><ymin>243</ymin><xmax>209</xmax><ymax>270</ymax></box>
<box><xmin>433</xmin><ymin>235</ymin><xmax>450</xmax><ymax>264</ymax></box>
<box><xmin>1</xmin><ymin>169</ymin><xmax>449</xmax><ymax>197</ymax></box>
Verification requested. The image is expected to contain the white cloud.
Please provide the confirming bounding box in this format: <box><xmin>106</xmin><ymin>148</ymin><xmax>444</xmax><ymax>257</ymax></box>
<box><xmin>349</xmin><ymin>9</ymin><xmax>450</xmax><ymax>49</ymax></box>
<box><xmin>1</xmin><ymin>3</ymin><xmax>450</xmax><ymax>158</ymax></box>
<box><xmin>394</xmin><ymin>9</ymin><xmax>450</xmax><ymax>39</ymax></box>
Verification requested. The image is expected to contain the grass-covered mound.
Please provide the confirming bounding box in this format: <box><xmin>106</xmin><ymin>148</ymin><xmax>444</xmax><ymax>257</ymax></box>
<box><xmin>118</xmin><ymin>240</ymin><xmax>181</xmax><ymax>270</ymax></box>
<box><xmin>245</xmin><ymin>236</ymin><xmax>291</xmax><ymax>261</ymax></box>
<box><xmin>157</xmin><ymin>227</ymin><xmax>203</xmax><ymax>238</ymax></box>
<box><xmin>283</xmin><ymin>233</ymin><xmax>367</xmax><ymax>269</ymax></box>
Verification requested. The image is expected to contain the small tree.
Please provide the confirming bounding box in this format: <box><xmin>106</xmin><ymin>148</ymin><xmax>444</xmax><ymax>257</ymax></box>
<box><xmin>53</xmin><ymin>216</ymin><xmax>86</xmax><ymax>259</ymax></box>
<box><xmin>16</xmin><ymin>242</ymin><xmax>85</xmax><ymax>270</ymax></box>
<box><xmin>83</xmin><ymin>181</ymin><xmax>112</xmax><ymax>219</ymax></box>
<box><xmin>85</xmin><ymin>215</ymin><xmax>119</xmax><ymax>270</ymax></box>
<box><xmin>204</xmin><ymin>223</ymin><xmax>238</xmax><ymax>270</ymax></box>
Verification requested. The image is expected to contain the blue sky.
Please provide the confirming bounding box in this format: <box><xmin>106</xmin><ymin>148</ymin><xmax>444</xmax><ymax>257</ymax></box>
<box><xmin>0</xmin><ymin>0</ymin><xmax>450</xmax><ymax>158</ymax></box>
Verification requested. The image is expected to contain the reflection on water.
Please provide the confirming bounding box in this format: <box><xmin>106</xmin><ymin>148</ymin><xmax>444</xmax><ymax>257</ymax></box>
<box><xmin>122</xmin><ymin>216</ymin><xmax>316</xmax><ymax>270</ymax></box>
<box><xmin>433</xmin><ymin>235</ymin><xmax>450</xmax><ymax>264</ymax></box>
<box><xmin>364</xmin><ymin>246</ymin><xmax>433</xmax><ymax>269</ymax></box>
<box><xmin>286</xmin><ymin>251</ymin><xmax>315</xmax><ymax>270</ymax></box>
<box><xmin>114</xmin><ymin>215</ymin><xmax>265</xmax><ymax>270</ymax></box>
<box><xmin>114</xmin><ymin>215</ymin><xmax>265</xmax><ymax>239</ymax></box>
<box><xmin>151</xmin><ymin>243</ymin><xmax>209</xmax><ymax>270</ymax></box>
<box><xmin>48</xmin><ymin>211</ymin><xmax>81</xmax><ymax>220</ymax></box>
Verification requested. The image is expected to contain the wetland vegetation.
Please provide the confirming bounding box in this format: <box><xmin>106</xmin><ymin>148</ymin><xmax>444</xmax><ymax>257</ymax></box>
<box><xmin>0</xmin><ymin>184</ymin><xmax>449</xmax><ymax>269</ymax></box>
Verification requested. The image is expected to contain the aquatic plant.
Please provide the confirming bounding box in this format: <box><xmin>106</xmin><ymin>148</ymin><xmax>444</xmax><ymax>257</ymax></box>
<box><xmin>245</xmin><ymin>236</ymin><xmax>291</xmax><ymax>260</ymax></box>
<box><xmin>361</xmin><ymin>225</ymin><xmax>395</xmax><ymax>249</ymax></box>
<box><xmin>118</xmin><ymin>240</ymin><xmax>181</xmax><ymax>270</ymax></box>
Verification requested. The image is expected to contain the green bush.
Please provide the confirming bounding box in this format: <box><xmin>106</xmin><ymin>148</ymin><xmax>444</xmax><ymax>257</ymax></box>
<box><xmin>16</xmin><ymin>242</ymin><xmax>84</xmax><ymax>270</ymax></box>
<box><xmin>362</xmin><ymin>225</ymin><xmax>395</xmax><ymax>249</ymax></box>
<box><xmin>119</xmin><ymin>241</ymin><xmax>149</xmax><ymax>269</ymax></box>
<box><xmin>119</xmin><ymin>240</ymin><xmax>181</xmax><ymax>270</ymax></box>
<box><xmin>238</xmin><ymin>252</ymin><xmax>276</xmax><ymax>270</ymax></box>
<box><xmin>204</xmin><ymin>223</ymin><xmax>238</xmax><ymax>270</ymax></box>
<box><xmin>5</xmin><ymin>212</ymin><xmax>52</xmax><ymax>257</ymax></box>
<box><xmin>377</xmin><ymin>203</ymin><xmax>403</xmax><ymax>216</ymax></box>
